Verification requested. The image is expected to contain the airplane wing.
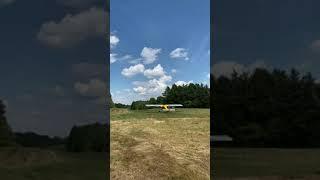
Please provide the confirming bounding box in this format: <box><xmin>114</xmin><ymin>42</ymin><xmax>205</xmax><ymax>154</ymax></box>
<box><xmin>145</xmin><ymin>104</ymin><xmax>162</xmax><ymax>107</ymax></box>
<box><xmin>167</xmin><ymin>104</ymin><xmax>183</xmax><ymax>107</ymax></box>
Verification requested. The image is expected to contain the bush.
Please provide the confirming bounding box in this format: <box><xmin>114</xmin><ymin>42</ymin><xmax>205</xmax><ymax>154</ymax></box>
<box><xmin>130</xmin><ymin>101</ymin><xmax>148</xmax><ymax>110</ymax></box>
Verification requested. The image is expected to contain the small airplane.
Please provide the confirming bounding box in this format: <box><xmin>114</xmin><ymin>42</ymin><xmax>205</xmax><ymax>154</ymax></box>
<box><xmin>145</xmin><ymin>104</ymin><xmax>183</xmax><ymax>112</ymax></box>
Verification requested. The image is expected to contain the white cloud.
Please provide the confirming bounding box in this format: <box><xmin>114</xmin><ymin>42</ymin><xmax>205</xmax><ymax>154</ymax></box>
<box><xmin>112</xmin><ymin>89</ymin><xmax>143</xmax><ymax>105</ymax></box>
<box><xmin>211</xmin><ymin>60</ymin><xmax>269</xmax><ymax>78</ymax></box>
<box><xmin>110</xmin><ymin>54</ymin><xmax>132</xmax><ymax>64</ymax></box>
<box><xmin>128</xmin><ymin>58</ymin><xmax>142</xmax><ymax>64</ymax></box>
<box><xmin>110</xmin><ymin>34</ymin><xmax>119</xmax><ymax>48</ymax></box>
<box><xmin>110</xmin><ymin>53</ymin><xmax>117</xmax><ymax>64</ymax></box>
<box><xmin>121</xmin><ymin>64</ymin><xmax>145</xmax><ymax>77</ymax></box>
<box><xmin>212</xmin><ymin>61</ymin><xmax>245</xmax><ymax>78</ymax></box>
<box><xmin>37</xmin><ymin>7</ymin><xmax>105</xmax><ymax>48</ymax></box>
<box><xmin>175</xmin><ymin>80</ymin><xmax>193</xmax><ymax>86</ymax></box>
<box><xmin>140</xmin><ymin>47</ymin><xmax>161</xmax><ymax>64</ymax></box>
<box><xmin>170</xmin><ymin>48</ymin><xmax>189</xmax><ymax>60</ymax></box>
<box><xmin>0</xmin><ymin>0</ymin><xmax>15</xmax><ymax>7</ymax></box>
<box><xmin>74</xmin><ymin>79</ymin><xmax>106</xmax><ymax>97</ymax></box>
<box><xmin>171</xmin><ymin>69</ymin><xmax>177</xmax><ymax>74</ymax></box>
<box><xmin>120</xmin><ymin>55</ymin><xmax>132</xmax><ymax>60</ymax></box>
<box><xmin>143</xmin><ymin>64</ymin><xmax>165</xmax><ymax>79</ymax></box>
<box><xmin>133</xmin><ymin>75</ymin><xmax>172</xmax><ymax>96</ymax></box>
<box><xmin>249</xmin><ymin>60</ymin><xmax>268</xmax><ymax>70</ymax></box>
<box><xmin>133</xmin><ymin>86</ymin><xmax>147</xmax><ymax>95</ymax></box>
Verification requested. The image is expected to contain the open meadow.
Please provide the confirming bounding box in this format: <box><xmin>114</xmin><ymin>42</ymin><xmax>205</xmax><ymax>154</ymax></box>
<box><xmin>0</xmin><ymin>147</ymin><xmax>107</xmax><ymax>180</ymax></box>
<box><xmin>212</xmin><ymin>148</ymin><xmax>320</xmax><ymax>180</ymax></box>
<box><xmin>111</xmin><ymin>108</ymin><xmax>210</xmax><ymax>180</ymax></box>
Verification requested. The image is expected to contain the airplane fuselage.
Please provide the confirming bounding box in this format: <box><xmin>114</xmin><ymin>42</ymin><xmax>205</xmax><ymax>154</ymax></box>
<box><xmin>146</xmin><ymin>104</ymin><xmax>182</xmax><ymax>112</ymax></box>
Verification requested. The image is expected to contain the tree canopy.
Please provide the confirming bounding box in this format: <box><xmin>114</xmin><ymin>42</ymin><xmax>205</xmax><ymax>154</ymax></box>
<box><xmin>130</xmin><ymin>83</ymin><xmax>210</xmax><ymax>110</ymax></box>
<box><xmin>212</xmin><ymin>68</ymin><xmax>320</xmax><ymax>148</ymax></box>
<box><xmin>66</xmin><ymin>123</ymin><xmax>108</xmax><ymax>152</ymax></box>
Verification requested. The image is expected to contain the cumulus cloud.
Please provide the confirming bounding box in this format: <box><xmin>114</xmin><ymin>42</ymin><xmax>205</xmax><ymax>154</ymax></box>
<box><xmin>128</xmin><ymin>58</ymin><xmax>142</xmax><ymax>64</ymax></box>
<box><xmin>212</xmin><ymin>61</ymin><xmax>245</xmax><ymax>78</ymax></box>
<box><xmin>140</xmin><ymin>47</ymin><xmax>161</xmax><ymax>64</ymax></box>
<box><xmin>74</xmin><ymin>79</ymin><xmax>106</xmax><ymax>97</ymax></box>
<box><xmin>0</xmin><ymin>0</ymin><xmax>15</xmax><ymax>7</ymax></box>
<box><xmin>110</xmin><ymin>53</ymin><xmax>117</xmax><ymax>64</ymax></box>
<box><xmin>112</xmin><ymin>89</ymin><xmax>144</xmax><ymax>105</ymax></box>
<box><xmin>110</xmin><ymin>54</ymin><xmax>131</xmax><ymax>64</ymax></box>
<box><xmin>121</xmin><ymin>64</ymin><xmax>145</xmax><ymax>77</ymax></box>
<box><xmin>37</xmin><ymin>7</ymin><xmax>106</xmax><ymax>48</ymax></box>
<box><xmin>143</xmin><ymin>64</ymin><xmax>165</xmax><ymax>78</ymax></box>
<box><xmin>110</xmin><ymin>34</ymin><xmax>119</xmax><ymax>48</ymax></box>
<box><xmin>170</xmin><ymin>48</ymin><xmax>189</xmax><ymax>60</ymax></box>
<box><xmin>133</xmin><ymin>86</ymin><xmax>147</xmax><ymax>95</ymax></box>
<box><xmin>119</xmin><ymin>55</ymin><xmax>133</xmax><ymax>61</ymax></box>
<box><xmin>133</xmin><ymin>75</ymin><xmax>172</xmax><ymax>95</ymax></box>
<box><xmin>211</xmin><ymin>60</ymin><xmax>268</xmax><ymax>78</ymax></box>
<box><xmin>175</xmin><ymin>80</ymin><xmax>193</xmax><ymax>86</ymax></box>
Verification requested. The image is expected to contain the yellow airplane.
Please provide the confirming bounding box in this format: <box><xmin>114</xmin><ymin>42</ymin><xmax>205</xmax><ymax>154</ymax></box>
<box><xmin>145</xmin><ymin>104</ymin><xmax>183</xmax><ymax>112</ymax></box>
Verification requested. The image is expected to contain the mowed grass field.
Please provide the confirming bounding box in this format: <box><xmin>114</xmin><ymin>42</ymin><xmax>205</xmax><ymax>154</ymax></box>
<box><xmin>0</xmin><ymin>147</ymin><xmax>108</xmax><ymax>180</ymax></box>
<box><xmin>212</xmin><ymin>148</ymin><xmax>320</xmax><ymax>180</ymax></box>
<box><xmin>111</xmin><ymin>108</ymin><xmax>210</xmax><ymax>180</ymax></box>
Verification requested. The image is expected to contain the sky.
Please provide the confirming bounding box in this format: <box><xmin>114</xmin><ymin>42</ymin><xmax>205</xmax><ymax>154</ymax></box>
<box><xmin>212</xmin><ymin>0</ymin><xmax>320</xmax><ymax>82</ymax></box>
<box><xmin>0</xmin><ymin>0</ymin><xmax>107</xmax><ymax>137</ymax></box>
<box><xmin>110</xmin><ymin>0</ymin><xmax>210</xmax><ymax>105</ymax></box>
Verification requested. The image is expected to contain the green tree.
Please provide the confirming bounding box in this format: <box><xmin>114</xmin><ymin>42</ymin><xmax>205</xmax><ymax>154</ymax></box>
<box><xmin>66</xmin><ymin>123</ymin><xmax>108</xmax><ymax>152</ymax></box>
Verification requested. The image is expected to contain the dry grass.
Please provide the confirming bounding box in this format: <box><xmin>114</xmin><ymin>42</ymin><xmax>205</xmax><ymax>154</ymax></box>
<box><xmin>111</xmin><ymin>108</ymin><xmax>210</xmax><ymax>180</ymax></box>
<box><xmin>0</xmin><ymin>147</ymin><xmax>61</xmax><ymax>168</ymax></box>
<box><xmin>0</xmin><ymin>147</ymin><xmax>108</xmax><ymax>180</ymax></box>
<box><xmin>214</xmin><ymin>176</ymin><xmax>320</xmax><ymax>180</ymax></box>
<box><xmin>212</xmin><ymin>148</ymin><xmax>320</xmax><ymax>179</ymax></box>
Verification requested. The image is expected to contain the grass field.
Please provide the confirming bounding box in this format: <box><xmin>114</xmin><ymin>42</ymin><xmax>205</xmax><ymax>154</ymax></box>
<box><xmin>0</xmin><ymin>147</ymin><xmax>107</xmax><ymax>180</ymax></box>
<box><xmin>110</xmin><ymin>108</ymin><xmax>210</xmax><ymax>180</ymax></box>
<box><xmin>212</xmin><ymin>148</ymin><xmax>320</xmax><ymax>180</ymax></box>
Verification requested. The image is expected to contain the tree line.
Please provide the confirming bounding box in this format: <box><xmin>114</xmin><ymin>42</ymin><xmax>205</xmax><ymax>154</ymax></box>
<box><xmin>66</xmin><ymin>123</ymin><xmax>108</xmax><ymax>152</ymax></box>
<box><xmin>130</xmin><ymin>83</ymin><xmax>210</xmax><ymax>110</ymax></box>
<box><xmin>0</xmin><ymin>99</ymin><xmax>109</xmax><ymax>152</ymax></box>
<box><xmin>212</xmin><ymin>68</ymin><xmax>320</xmax><ymax>148</ymax></box>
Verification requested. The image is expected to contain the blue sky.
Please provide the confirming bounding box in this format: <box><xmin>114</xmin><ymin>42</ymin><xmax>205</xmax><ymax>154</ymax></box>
<box><xmin>110</xmin><ymin>0</ymin><xmax>210</xmax><ymax>104</ymax></box>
